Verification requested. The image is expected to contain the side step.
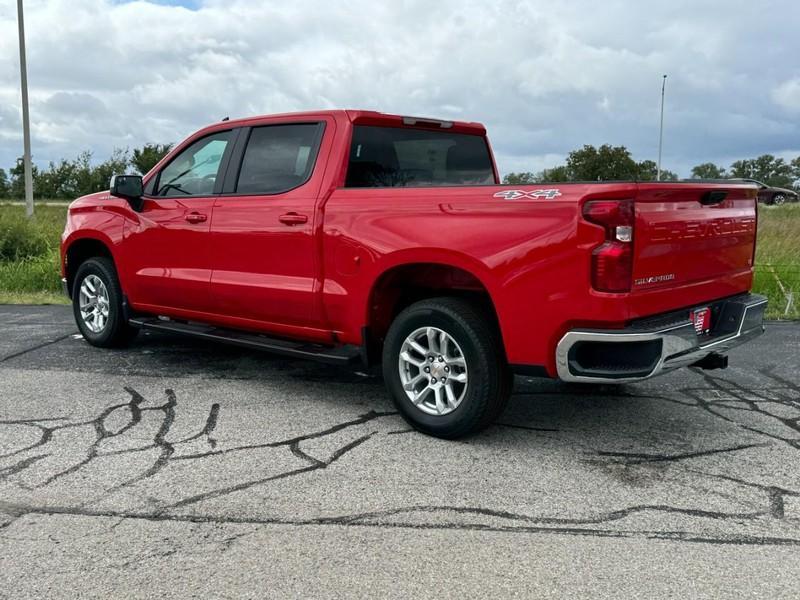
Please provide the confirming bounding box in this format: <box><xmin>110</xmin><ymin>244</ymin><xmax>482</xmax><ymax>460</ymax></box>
<box><xmin>128</xmin><ymin>317</ymin><xmax>362</xmax><ymax>366</ymax></box>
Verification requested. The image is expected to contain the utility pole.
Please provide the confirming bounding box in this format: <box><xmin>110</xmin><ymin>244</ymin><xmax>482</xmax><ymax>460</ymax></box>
<box><xmin>656</xmin><ymin>74</ymin><xmax>667</xmax><ymax>182</ymax></box>
<box><xmin>17</xmin><ymin>0</ymin><xmax>34</xmax><ymax>217</ymax></box>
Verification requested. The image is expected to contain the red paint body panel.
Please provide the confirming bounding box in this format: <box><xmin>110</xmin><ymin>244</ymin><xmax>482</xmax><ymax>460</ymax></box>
<box><xmin>632</xmin><ymin>184</ymin><xmax>756</xmax><ymax>293</ymax></box>
<box><xmin>61</xmin><ymin>191</ymin><xmax>127</xmax><ymax>279</ymax></box>
<box><xmin>122</xmin><ymin>196</ymin><xmax>217</xmax><ymax>313</ymax></box>
<box><xmin>209</xmin><ymin>192</ymin><xmax>320</xmax><ymax>328</ymax></box>
<box><xmin>61</xmin><ymin>110</ymin><xmax>759</xmax><ymax>378</ymax></box>
<box><xmin>208</xmin><ymin>115</ymin><xmax>337</xmax><ymax>331</ymax></box>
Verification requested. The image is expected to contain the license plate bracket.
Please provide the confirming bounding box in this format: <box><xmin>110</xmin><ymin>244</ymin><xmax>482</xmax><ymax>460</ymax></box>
<box><xmin>689</xmin><ymin>306</ymin><xmax>712</xmax><ymax>335</ymax></box>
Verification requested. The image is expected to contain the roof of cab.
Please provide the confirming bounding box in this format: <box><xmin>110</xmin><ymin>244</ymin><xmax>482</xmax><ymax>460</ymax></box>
<box><xmin>196</xmin><ymin>109</ymin><xmax>487</xmax><ymax>136</ymax></box>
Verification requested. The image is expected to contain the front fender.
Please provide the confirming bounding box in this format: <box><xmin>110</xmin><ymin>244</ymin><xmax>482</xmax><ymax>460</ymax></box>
<box><xmin>61</xmin><ymin>203</ymin><xmax>126</xmax><ymax>283</ymax></box>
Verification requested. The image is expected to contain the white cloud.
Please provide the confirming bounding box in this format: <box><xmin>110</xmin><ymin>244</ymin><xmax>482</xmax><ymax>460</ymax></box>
<box><xmin>0</xmin><ymin>0</ymin><xmax>799</xmax><ymax>177</ymax></box>
<box><xmin>773</xmin><ymin>78</ymin><xmax>800</xmax><ymax>114</ymax></box>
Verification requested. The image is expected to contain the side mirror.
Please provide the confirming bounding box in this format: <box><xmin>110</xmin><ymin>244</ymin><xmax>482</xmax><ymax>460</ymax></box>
<box><xmin>110</xmin><ymin>174</ymin><xmax>144</xmax><ymax>211</ymax></box>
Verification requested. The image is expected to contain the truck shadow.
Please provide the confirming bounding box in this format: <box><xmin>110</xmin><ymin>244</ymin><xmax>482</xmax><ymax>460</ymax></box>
<box><xmin>132</xmin><ymin>331</ymin><xmax>707</xmax><ymax>453</ymax></box>
<box><xmin>28</xmin><ymin>328</ymin><xmax>796</xmax><ymax>456</ymax></box>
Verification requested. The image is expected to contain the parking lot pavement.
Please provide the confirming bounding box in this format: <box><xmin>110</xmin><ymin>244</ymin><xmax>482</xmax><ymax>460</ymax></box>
<box><xmin>1</xmin><ymin>305</ymin><xmax>799</xmax><ymax>598</ymax></box>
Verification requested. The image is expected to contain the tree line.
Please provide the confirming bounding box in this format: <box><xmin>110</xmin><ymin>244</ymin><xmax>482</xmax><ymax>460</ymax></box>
<box><xmin>2</xmin><ymin>142</ymin><xmax>798</xmax><ymax>199</ymax></box>
<box><xmin>504</xmin><ymin>144</ymin><xmax>800</xmax><ymax>189</ymax></box>
<box><xmin>0</xmin><ymin>144</ymin><xmax>173</xmax><ymax>200</ymax></box>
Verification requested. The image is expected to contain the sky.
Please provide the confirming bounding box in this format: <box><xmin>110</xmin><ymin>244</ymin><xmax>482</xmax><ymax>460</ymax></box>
<box><xmin>0</xmin><ymin>0</ymin><xmax>798</xmax><ymax>178</ymax></box>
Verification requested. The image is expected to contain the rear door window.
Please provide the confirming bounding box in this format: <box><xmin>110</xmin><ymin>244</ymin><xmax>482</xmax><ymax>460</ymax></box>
<box><xmin>235</xmin><ymin>123</ymin><xmax>323</xmax><ymax>194</ymax></box>
<box><xmin>345</xmin><ymin>125</ymin><xmax>495</xmax><ymax>187</ymax></box>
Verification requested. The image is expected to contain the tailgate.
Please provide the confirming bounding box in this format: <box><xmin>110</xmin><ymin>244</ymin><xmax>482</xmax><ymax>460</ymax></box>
<box><xmin>632</xmin><ymin>183</ymin><xmax>757</xmax><ymax>294</ymax></box>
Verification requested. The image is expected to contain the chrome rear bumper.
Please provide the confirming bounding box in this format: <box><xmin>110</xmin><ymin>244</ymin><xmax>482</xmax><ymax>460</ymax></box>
<box><xmin>555</xmin><ymin>293</ymin><xmax>767</xmax><ymax>383</ymax></box>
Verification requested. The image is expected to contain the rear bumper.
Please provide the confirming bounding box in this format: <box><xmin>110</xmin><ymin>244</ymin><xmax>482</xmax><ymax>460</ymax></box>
<box><xmin>555</xmin><ymin>293</ymin><xmax>767</xmax><ymax>383</ymax></box>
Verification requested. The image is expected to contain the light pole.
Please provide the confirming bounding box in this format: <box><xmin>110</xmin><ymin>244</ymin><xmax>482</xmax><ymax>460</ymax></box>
<box><xmin>656</xmin><ymin>74</ymin><xmax>667</xmax><ymax>182</ymax></box>
<box><xmin>16</xmin><ymin>0</ymin><xmax>34</xmax><ymax>217</ymax></box>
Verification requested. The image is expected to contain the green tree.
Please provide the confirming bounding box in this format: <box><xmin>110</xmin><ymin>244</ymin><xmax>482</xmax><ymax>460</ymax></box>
<box><xmin>538</xmin><ymin>165</ymin><xmax>569</xmax><ymax>182</ymax></box>
<box><xmin>790</xmin><ymin>156</ymin><xmax>800</xmax><ymax>183</ymax></box>
<box><xmin>690</xmin><ymin>162</ymin><xmax>727</xmax><ymax>179</ymax></box>
<box><xmin>506</xmin><ymin>146</ymin><xmax>677</xmax><ymax>184</ymax></box>
<box><xmin>502</xmin><ymin>172</ymin><xmax>537</xmax><ymax>185</ymax></box>
<box><xmin>69</xmin><ymin>151</ymin><xmax>95</xmax><ymax>197</ymax></box>
<box><xmin>565</xmin><ymin>144</ymin><xmax>640</xmax><ymax>181</ymax></box>
<box><xmin>728</xmin><ymin>159</ymin><xmax>752</xmax><ymax>178</ymax></box>
<box><xmin>25</xmin><ymin>148</ymin><xmax>133</xmax><ymax>199</ymax></box>
<box><xmin>0</xmin><ymin>168</ymin><xmax>9</xmax><ymax>198</ymax></box>
<box><xmin>729</xmin><ymin>155</ymin><xmax>794</xmax><ymax>188</ymax></box>
<box><xmin>36</xmin><ymin>158</ymin><xmax>81</xmax><ymax>199</ymax></box>
<box><xmin>90</xmin><ymin>148</ymin><xmax>131</xmax><ymax>194</ymax></box>
<box><xmin>9</xmin><ymin>158</ymin><xmax>39</xmax><ymax>199</ymax></box>
<box><xmin>131</xmin><ymin>143</ymin><xmax>173</xmax><ymax>175</ymax></box>
<box><xmin>69</xmin><ymin>148</ymin><xmax>131</xmax><ymax>196</ymax></box>
<box><xmin>502</xmin><ymin>167</ymin><xmax>568</xmax><ymax>184</ymax></box>
<box><xmin>636</xmin><ymin>160</ymin><xmax>678</xmax><ymax>181</ymax></box>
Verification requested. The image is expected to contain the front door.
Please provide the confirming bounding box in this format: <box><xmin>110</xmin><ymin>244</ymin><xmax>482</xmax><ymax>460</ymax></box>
<box><xmin>124</xmin><ymin>129</ymin><xmax>234</xmax><ymax>314</ymax></box>
<box><xmin>210</xmin><ymin>122</ymin><xmax>327</xmax><ymax>333</ymax></box>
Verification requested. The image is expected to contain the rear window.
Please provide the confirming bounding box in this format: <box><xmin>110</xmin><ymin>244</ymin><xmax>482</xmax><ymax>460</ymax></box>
<box><xmin>345</xmin><ymin>125</ymin><xmax>495</xmax><ymax>188</ymax></box>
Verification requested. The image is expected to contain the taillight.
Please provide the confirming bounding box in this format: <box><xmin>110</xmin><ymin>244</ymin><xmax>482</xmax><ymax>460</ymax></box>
<box><xmin>583</xmin><ymin>199</ymin><xmax>634</xmax><ymax>293</ymax></box>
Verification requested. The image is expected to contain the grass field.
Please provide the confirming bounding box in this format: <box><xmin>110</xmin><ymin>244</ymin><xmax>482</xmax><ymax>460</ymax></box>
<box><xmin>752</xmin><ymin>204</ymin><xmax>800</xmax><ymax>319</ymax></box>
<box><xmin>0</xmin><ymin>203</ymin><xmax>68</xmax><ymax>305</ymax></box>
<box><xmin>0</xmin><ymin>201</ymin><xmax>798</xmax><ymax>318</ymax></box>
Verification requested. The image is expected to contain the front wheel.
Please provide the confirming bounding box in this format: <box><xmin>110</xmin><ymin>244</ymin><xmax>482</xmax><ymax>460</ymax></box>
<box><xmin>382</xmin><ymin>297</ymin><xmax>512</xmax><ymax>439</ymax></box>
<box><xmin>72</xmin><ymin>257</ymin><xmax>138</xmax><ymax>347</ymax></box>
<box><xmin>772</xmin><ymin>193</ymin><xmax>786</xmax><ymax>206</ymax></box>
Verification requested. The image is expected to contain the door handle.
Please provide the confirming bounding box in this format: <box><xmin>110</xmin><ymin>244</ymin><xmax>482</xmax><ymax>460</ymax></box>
<box><xmin>279</xmin><ymin>212</ymin><xmax>308</xmax><ymax>225</ymax></box>
<box><xmin>185</xmin><ymin>212</ymin><xmax>207</xmax><ymax>223</ymax></box>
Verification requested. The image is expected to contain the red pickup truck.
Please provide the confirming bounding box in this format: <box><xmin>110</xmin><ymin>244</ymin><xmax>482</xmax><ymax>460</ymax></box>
<box><xmin>61</xmin><ymin>110</ymin><xmax>766</xmax><ymax>438</ymax></box>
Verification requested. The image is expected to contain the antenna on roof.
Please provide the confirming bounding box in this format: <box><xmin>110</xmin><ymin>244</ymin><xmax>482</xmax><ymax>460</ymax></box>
<box><xmin>221</xmin><ymin>116</ymin><xmax>229</xmax><ymax>121</ymax></box>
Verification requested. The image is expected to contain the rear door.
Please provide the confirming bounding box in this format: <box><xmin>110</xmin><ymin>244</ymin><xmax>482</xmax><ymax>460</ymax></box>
<box><xmin>209</xmin><ymin>120</ymin><xmax>329</xmax><ymax>333</ymax></box>
<box><xmin>631</xmin><ymin>182</ymin><xmax>757</xmax><ymax>294</ymax></box>
<box><xmin>124</xmin><ymin>129</ymin><xmax>235</xmax><ymax>313</ymax></box>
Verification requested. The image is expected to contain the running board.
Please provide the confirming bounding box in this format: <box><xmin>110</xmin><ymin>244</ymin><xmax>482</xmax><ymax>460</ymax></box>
<box><xmin>128</xmin><ymin>317</ymin><xmax>362</xmax><ymax>366</ymax></box>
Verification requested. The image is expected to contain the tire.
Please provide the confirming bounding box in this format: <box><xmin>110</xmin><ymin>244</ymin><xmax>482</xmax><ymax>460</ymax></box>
<box><xmin>72</xmin><ymin>257</ymin><xmax>138</xmax><ymax>348</ymax></box>
<box><xmin>382</xmin><ymin>297</ymin><xmax>512</xmax><ymax>439</ymax></box>
<box><xmin>772</xmin><ymin>193</ymin><xmax>786</xmax><ymax>206</ymax></box>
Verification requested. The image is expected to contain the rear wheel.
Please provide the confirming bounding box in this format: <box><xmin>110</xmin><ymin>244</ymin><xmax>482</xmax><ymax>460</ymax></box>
<box><xmin>72</xmin><ymin>257</ymin><xmax>138</xmax><ymax>347</ymax></box>
<box><xmin>382</xmin><ymin>297</ymin><xmax>512</xmax><ymax>439</ymax></box>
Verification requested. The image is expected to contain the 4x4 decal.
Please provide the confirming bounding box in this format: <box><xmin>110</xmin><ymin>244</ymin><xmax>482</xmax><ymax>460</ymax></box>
<box><xmin>493</xmin><ymin>189</ymin><xmax>562</xmax><ymax>200</ymax></box>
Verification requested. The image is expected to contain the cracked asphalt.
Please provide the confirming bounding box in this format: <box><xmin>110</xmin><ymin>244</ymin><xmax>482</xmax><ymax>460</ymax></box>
<box><xmin>1</xmin><ymin>305</ymin><xmax>799</xmax><ymax>598</ymax></box>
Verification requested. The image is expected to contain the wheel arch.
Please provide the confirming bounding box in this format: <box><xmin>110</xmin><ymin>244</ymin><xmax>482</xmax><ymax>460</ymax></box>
<box><xmin>63</xmin><ymin>235</ymin><xmax>116</xmax><ymax>298</ymax></box>
<box><xmin>363</xmin><ymin>256</ymin><xmax>504</xmax><ymax>364</ymax></box>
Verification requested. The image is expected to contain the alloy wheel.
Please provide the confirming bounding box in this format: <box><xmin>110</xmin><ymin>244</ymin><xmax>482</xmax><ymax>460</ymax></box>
<box><xmin>78</xmin><ymin>274</ymin><xmax>110</xmax><ymax>333</ymax></box>
<box><xmin>398</xmin><ymin>326</ymin><xmax>469</xmax><ymax>416</ymax></box>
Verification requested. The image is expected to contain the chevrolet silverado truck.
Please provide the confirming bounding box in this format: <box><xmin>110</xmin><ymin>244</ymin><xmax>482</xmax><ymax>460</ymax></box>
<box><xmin>61</xmin><ymin>110</ymin><xmax>767</xmax><ymax>438</ymax></box>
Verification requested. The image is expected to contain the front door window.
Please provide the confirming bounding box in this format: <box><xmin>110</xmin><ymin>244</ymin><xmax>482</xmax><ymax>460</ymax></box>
<box><xmin>155</xmin><ymin>131</ymin><xmax>231</xmax><ymax>197</ymax></box>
